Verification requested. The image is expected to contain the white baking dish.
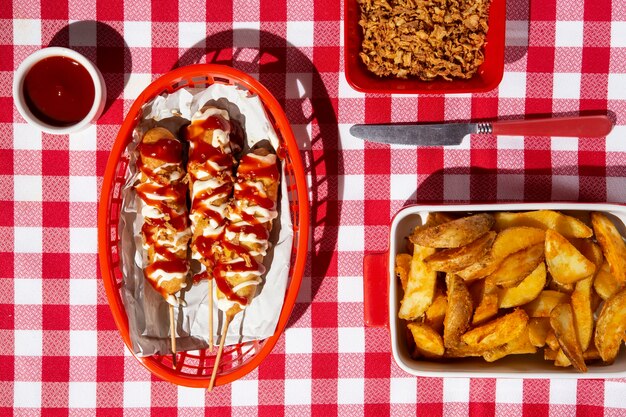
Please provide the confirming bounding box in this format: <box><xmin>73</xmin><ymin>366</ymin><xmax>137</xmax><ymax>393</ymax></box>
<box><xmin>364</xmin><ymin>203</ymin><xmax>626</xmax><ymax>379</ymax></box>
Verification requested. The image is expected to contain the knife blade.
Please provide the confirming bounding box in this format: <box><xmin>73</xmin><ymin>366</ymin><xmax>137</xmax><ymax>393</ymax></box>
<box><xmin>350</xmin><ymin>115</ymin><xmax>613</xmax><ymax>146</ymax></box>
<box><xmin>349</xmin><ymin>123</ymin><xmax>479</xmax><ymax>146</ymax></box>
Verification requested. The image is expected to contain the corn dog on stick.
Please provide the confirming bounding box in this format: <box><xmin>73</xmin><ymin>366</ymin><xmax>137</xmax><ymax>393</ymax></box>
<box><xmin>214</xmin><ymin>146</ymin><xmax>280</xmax><ymax>318</ymax></box>
<box><xmin>186</xmin><ymin>107</ymin><xmax>238</xmax><ymax>349</ymax></box>
<box><xmin>209</xmin><ymin>146</ymin><xmax>280</xmax><ymax>390</ymax></box>
<box><xmin>135</xmin><ymin>127</ymin><xmax>191</xmax><ymax>365</ymax></box>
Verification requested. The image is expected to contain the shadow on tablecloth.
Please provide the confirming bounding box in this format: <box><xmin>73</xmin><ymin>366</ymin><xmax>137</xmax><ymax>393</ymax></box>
<box><xmin>174</xmin><ymin>29</ymin><xmax>343</xmax><ymax>328</ymax></box>
<box><xmin>505</xmin><ymin>0</ymin><xmax>530</xmax><ymax>64</ymax></box>
<box><xmin>406</xmin><ymin>163</ymin><xmax>626</xmax><ymax>205</ymax></box>
<box><xmin>47</xmin><ymin>21</ymin><xmax>131</xmax><ymax>118</ymax></box>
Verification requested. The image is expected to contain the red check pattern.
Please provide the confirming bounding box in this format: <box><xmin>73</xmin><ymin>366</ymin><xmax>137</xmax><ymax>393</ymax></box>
<box><xmin>3</xmin><ymin>0</ymin><xmax>626</xmax><ymax>415</ymax></box>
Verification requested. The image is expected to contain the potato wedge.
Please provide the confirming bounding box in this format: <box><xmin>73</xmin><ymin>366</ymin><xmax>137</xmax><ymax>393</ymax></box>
<box><xmin>550</xmin><ymin>303</ymin><xmax>587</xmax><ymax>372</ymax></box>
<box><xmin>544</xmin><ymin>348</ymin><xmax>557</xmax><ymax>361</ymax></box>
<box><xmin>545</xmin><ymin>346</ymin><xmax>600</xmax><ymax>363</ymax></box>
<box><xmin>490</xmin><ymin>227</ymin><xmax>546</xmax><ymax>260</ymax></box>
<box><xmin>407</xmin><ymin>322</ymin><xmax>445</xmax><ymax>358</ymax></box>
<box><xmin>567</xmin><ymin>210</ymin><xmax>592</xmax><ymax>228</ymax></box>
<box><xmin>424</xmin><ymin>291</ymin><xmax>447</xmax><ymax>333</ymax></box>
<box><xmin>398</xmin><ymin>245</ymin><xmax>437</xmax><ymax>320</ymax></box>
<box><xmin>528</xmin><ymin>317</ymin><xmax>551</xmax><ymax>347</ymax></box>
<box><xmin>410</xmin><ymin>213</ymin><xmax>494</xmax><ymax>249</ymax></box>
<box><xmin>545</xmin><ymin>330</ymin><xmax>560</xmax><ymax>351</ymax></box>
<box><xmin>591</xmin><ymin>212</ymin><xmax>626</xmax><ymax>287</ymax></box>
<box><xmin>425</xmin><ymin>212</ymin><xmax>457</xmax><ymax>227</ymax></box>
<box><xmin>443</xmin><ymin>275</ymin><xmax>473</xmax><ymax>348</ymax></box>
<box><xmin>574</xmin><ymin>239</ymin><xmax>604</xmax><ymax>269</ymax></box>
<box><xmin>594</xmin><ymin>260</ymin><xmax>621</xmax><ymax>300</ymax></box>
<box><xmin>425</xmin><ymin>231</ymin><xmax>496</xmax><ymax>272</ymax></box>
<box><xmin>472</xmin><ymin>279</ymin><xmax>499</xmax><ymax>325</ymax></box>
<box><xmin>395</xmin><ymin>253</ymin><xmax>412</xmax><ymax>291</ymax></box>
<box><xmin>547</xmin><ymin>277</ymin><xmax>574</xmax><ymax>294</ymax></box>
<box><xmin>456</xmin><ymin>254</ymin><xmax>500</xmax><ymax>282</ymax></box>
<box><xmin>488</xmin><ymin>243</ymin><xmax>545</xmax><ymax>288</ymax></box>
<box><xmin>483</xmin><ymin>327</ymin><xmax>536</xmax><ymax>362</ymax></box>
<box><xmin>594</xmin><ymin>287</ymin><xmax>626</xmax><ymax>363</ymax></box>
<box><xmin>408</xmin><ymin>213</ymin><xmax>459</xmax><ymax>253</ymax></box>
<box><xmin>545</xmin><ymin>229</ymin><xmax>596</xmax><ymax>285</ymax></box>
<box><xmin>523</xmin><ymin>290</ymin><xmax>569</xmax><ymax>317</ymax></box>
<box><xmin>554</xmin><ymin>349</ymin><xmax>572</xmax><ymax>367</ymax></box>
<box><xmin>583</xmin><ymin>346</ymin><xmax>602</xmax><ymax>362</ymax></box>
<box><xmin>571</xmin><ymin>276</ymin><xmax>594</xmax><ymax>351</ymax></box>
<box><xmin>494</xmin><ymin>210</ymin><xmax>593</xmax><ymax>238</ymax></box>
<box><xmin>444</xmin><ymin>344</ymin><xmax>484</xmax><ymax>358</ymax></box>
<box><xmin>461</xmin><ymin>309</ymin><xmax>529</xmax><ymax>350</ymax></box>
<box><xmin>499</xmin><ymin>262</ymin><xmax>547</xmax><ymax>308</ymax></box>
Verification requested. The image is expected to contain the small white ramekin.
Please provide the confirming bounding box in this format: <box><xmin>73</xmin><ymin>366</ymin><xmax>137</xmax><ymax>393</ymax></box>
<box><xmin>13</xmin><ymin>47</ymin><xmax>107</xmax><ymax>135</ymax></box>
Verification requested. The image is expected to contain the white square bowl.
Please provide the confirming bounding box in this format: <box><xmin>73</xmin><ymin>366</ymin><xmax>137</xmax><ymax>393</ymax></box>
<box><xmin>365</xmin><ymin>202</ymin><xmax>626</xmax><ymax>379</ymax></box>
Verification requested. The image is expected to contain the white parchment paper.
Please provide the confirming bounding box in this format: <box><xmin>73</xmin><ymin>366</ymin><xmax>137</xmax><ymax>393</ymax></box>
<box><xmin>119</xmin><ymin>84</ymin><xmax>293</xmax><ymax>356</ymax></box>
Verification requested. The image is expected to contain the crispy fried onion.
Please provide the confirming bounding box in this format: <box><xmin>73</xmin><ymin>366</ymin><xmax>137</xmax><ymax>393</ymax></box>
<box><xmin>358</xmin><ymin>0</ymin><xmax>490</xmax><ymax>80</ymax></box>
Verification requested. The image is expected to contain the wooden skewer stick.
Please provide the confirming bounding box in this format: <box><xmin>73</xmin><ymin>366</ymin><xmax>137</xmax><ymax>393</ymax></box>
<box><xmin>208</xmin><ymin>279</ymin><xmax>214</xmax><ymax>353</ymax></box>
<box><xmin>169</xmin><ymin>304</ymin><xmax>177</xmax><ymax>369</ymax></box>
<box><xmin>208</xmin><ymin>313</ymin><xmax>232</xmax><ymax>391</ymax></box>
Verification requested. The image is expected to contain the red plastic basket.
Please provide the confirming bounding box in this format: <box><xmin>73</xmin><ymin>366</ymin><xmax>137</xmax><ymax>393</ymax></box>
<box><xmin>97</xmin><ymin>64</ymin><xmax>309</xmax><ymax>388</ymax></box>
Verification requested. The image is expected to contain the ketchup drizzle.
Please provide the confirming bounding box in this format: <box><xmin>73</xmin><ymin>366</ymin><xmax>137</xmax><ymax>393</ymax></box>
<box><xmin>228</xmin><ymin>212</ymin><xmax>269</xmax><ymax>242</ymax></box>
<box><xmin>236</xmin><ymin>155</ymin><xmax>280</xmax><ymax>182</ymax></box>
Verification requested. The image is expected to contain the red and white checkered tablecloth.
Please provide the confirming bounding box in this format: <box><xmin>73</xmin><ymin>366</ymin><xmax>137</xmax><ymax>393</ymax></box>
<box><xmin>2</xmin><ymin>0</ymin><xmax>626</xmax><ymax>415</ymax></box>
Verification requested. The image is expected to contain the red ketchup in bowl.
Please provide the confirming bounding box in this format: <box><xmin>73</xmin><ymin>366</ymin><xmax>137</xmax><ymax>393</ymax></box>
<box><xmin>22</xmin><ymin>56</ymin><xmax>95</xmax><ymax>127</ymax></box>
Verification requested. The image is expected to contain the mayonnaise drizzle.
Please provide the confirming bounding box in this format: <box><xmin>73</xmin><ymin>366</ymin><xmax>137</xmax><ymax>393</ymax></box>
<box><xmin>156</xmin><ymin>270</ymin><xmax>189</xmax><ymax>287</ymax></box>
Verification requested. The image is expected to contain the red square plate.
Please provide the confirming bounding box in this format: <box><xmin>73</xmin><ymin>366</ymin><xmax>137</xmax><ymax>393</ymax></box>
<box><xmin>344</xmin><ymin>0</ymin><xmax>506</xmax><ymax>94</ymax></box>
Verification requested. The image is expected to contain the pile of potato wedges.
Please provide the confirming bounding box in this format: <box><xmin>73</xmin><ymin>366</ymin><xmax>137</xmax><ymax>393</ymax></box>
<box><xmin>396</xmin><ymin>210</ymin><xmax>626</xmax><ymax>372</ymax></box>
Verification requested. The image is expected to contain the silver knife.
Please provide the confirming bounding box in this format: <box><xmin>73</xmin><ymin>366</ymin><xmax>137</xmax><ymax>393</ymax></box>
<box><xmin>350</xmin><ymin>115</ymin><xmax>613</xmax><ymax>146</ymax></box>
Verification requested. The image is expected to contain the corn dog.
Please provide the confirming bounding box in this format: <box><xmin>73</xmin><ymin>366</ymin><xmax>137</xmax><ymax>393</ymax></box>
<box><xmin>214</xmin><ymin>145</ymin><xmax>280</xmax><ymax>316</ymax></box>
<box><xmin>186</xmin><ymin>106</ymin><xmax>242</xmax><ymax>351</ymax></box>
<box><xmin>186</xmin><ymin>107</ymin><xmax>238</xmax><ymax>276</ymax></box>
<box><xmin>135</xmin><ymin>127</ymin><xmax>191</xmax><ymax>305</ymax></box>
